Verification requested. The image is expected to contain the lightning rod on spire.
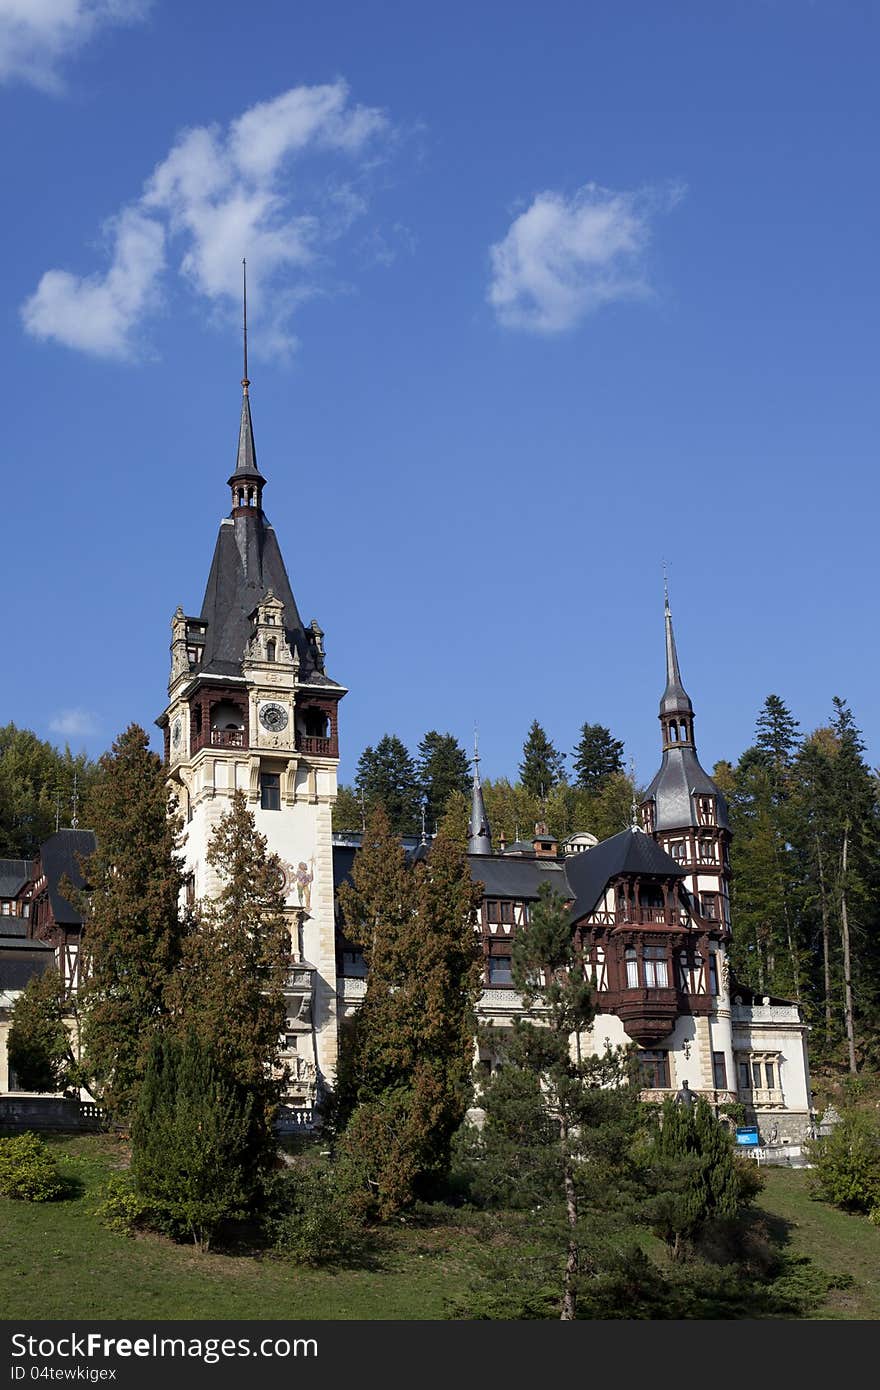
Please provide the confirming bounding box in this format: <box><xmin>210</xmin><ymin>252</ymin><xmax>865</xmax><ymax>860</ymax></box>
<box><xmin>242</xmin><ymin>258</ymin><xmax>249</xmax><ymax>395</ymax></box>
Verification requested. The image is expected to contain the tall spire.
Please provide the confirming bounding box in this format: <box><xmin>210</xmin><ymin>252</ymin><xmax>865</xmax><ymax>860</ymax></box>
<box><xmin>660</xmin><ymin>584</ymin><xmax>693</xmax><ymax>718</ymax></box>
<box><xmin>228</xmin><ymin>258</ymin><xmax>266</xmax><ymax>508</ymax></box>
<box><xmin>468</xmin><ymin>730</ymin><xmax>492</xmax><ymax>855</ymax></box>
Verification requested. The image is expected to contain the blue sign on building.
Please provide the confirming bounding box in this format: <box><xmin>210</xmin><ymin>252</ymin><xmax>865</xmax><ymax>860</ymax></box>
<box><xmin>735</xmin><ymin>1126</ymin><xmax>761</xmax><ymax>1146</ymax></box>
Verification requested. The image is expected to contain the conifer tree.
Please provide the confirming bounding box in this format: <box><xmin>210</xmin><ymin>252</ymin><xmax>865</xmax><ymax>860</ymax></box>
<box><xmin>76</xmin><ymin>724</ymin><xmax>186</xmax><ymax>1121</ymax></box>
<box><xmin>519</xmin><ymin>721</ymin><xmax>567</xmax><ymax>798</ymax></box>
<box><xmin>571</xmin><ymin>723</ymin><xmax>625</xmax><ymax>792</ymax></box>
<box><xmin>472</xmin><ymin>883</ymin><xmax>640</xmax><ymax>1320</ymax></box>
<box><xmin>7</xmin><ymin>967</ymin><xmax>78</xmax><ymax>1094</ymax></box>
<box><xmin>335</xmin><ymin>808</ymin><xmax>482</xmax><ymax>1215</ymax></box>
<box><xmin>131</xmin><ymin>1032</ymin><xmax>255</xmax><ymax>1251</ymax></box>
<box><xmin>644</xmin><ymin>1096</ymin><xmax>758</xmax><ymax>1259</ymax></box>
<box><xmin>167</xmin><ymin>790</ymin><xmax>290</xmax><ymax>1169</ymax></box>
<box><xmin>354</xmin><ymin>734</ymin><xmax>421</xmax><ymax>834</ymax></box>
<box><xmin>417</xmin><ymin>731</ymin><xmax>471</xmax><ymax>828</ymax></box>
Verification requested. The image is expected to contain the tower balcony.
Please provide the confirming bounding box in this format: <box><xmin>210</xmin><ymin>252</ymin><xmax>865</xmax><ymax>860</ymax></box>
<box><xmin>190</xmin><ymin>728</ymin><xmax>247</xmax><ymax>754</ymax></box>
<box><xmin>296</xmin><ymin>733</ymin><xmax>335</xmax><ymax>758</ymax></box>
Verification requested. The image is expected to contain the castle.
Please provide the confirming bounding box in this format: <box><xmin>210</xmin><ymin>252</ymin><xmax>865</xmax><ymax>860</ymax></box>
<box><xmin>156</xmin><ymin>362</ymin><xmax>813</xmax><ymax>1144</ymax></box>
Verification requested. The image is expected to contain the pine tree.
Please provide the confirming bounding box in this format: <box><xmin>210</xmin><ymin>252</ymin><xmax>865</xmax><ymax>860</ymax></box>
<box><xmin>166</xmin><ymin>790</ymin><xmax>290</xmax><ymax>1170</ymax></box>
<box><xmin>7</xmin><ymin>967</ymin><xmax>78</xmax><ymax>1094</ymax></box>
<box><xmin>354</xmin><ymin>734</ymin><xmax>421</xmax><ymax>834</ymax></box>
<box><xmin>571</xmin><ymin>723</ymin><xmax>624</xmax><ymax>792</ymax></box>
<box><xmin>519</xmin><ymin>721</ymin><xmax>567</xmax><ymax>798</ymax></box>
<box><xmin>76</xmin><ymin>724</ymin><xmax>186</xmax><ymax>1121</ymax></box>
<box><xmin>645</xmin><ymin>1096</ymin><xmax>758</xmax><ymax>1259</ymax></box>
<box><xmin>331</xmin><ymin>784</ymin><xmax>364</xmax><ymax>832</ymax></box>
<box><xmin>131</xmin><ymin>1032</ymin><xmax>255</xmax><ymax>1251</ymax></box>
<box><xmin>469</xmin><ymin>883</ymin><xmax>642</xmax><ymax>1320</ymax></box>
<box><xmin>417</xmin><ymin>731</ymin><xmax>471</xmax><ymax>829</ymax></box>
<box><xmin>335</xmin><ymin>808</ymin><xmax>483</xmax><ymax>1216</ymax></box>
<box><xmin>826</xmin><ymin>698</ymin><xmax>880</xmax><ymax>1072</ymax></box>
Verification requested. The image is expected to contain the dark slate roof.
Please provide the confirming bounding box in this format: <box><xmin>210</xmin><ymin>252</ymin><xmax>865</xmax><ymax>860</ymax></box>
<box><xmin>643</xmin><ymin>747</ymin><xmax>731</xmax><ymax>832</ymax></box>
<box><xmin>0</xmin><ymin>942</ymin><xmax>53</xmax><ymax>993</ymax></box>
<box><xmin>564</xmin><ymin>828</ymin><xmax>686</xmax><ymax>921</ymax></box>
<box><xmin>0</xmin><ymin>859</ymin><xmax>32</xmax><ymax>899</ymax></box>
<box><xmin>198</xmin><ymin>515</ymin><xmax>313</xmax><ymax>677</ymax></box>
<box><xmin>228</xmin><ymin>391</ymin><xmax>264</xmax><ymax>483</ymax></box>
<box><xmin>0</xmin><ymin>917</ymin><xmax>30</xmax><ymax>938</ymax></box>
<box><xmin>660</xmin><ymin>602</ymin><xmax>693</xmax><ymax>717</ymax></box>
<box><xmin>39</xmin><ymin>829</ymin><xmax>96</xmax><ymax>926</ymax></box>
<box><xmin>332</xmin><ymin>844</ymin><xmax>358</xmax><ymax>895</ymax></box>
<box><xmin>467</xmin><ymin>854</ymin><xmax>572</xmax><ymax>900</ymax></box>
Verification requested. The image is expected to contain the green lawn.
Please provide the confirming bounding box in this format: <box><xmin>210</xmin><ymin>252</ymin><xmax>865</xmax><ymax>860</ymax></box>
<box><xmin>2</xmin><ymin>1136</ymin><xmax>878</xmax><ymax>1320</ymax></box>
<box><xmin>755</xmin><ymin>1167</ymin><xmax>880</xmax><ymax>1320</ymax></box>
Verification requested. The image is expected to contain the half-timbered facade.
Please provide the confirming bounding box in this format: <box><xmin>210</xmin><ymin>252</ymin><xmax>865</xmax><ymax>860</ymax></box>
<box><xmin>334</xmin><ymin>597</ymin><xmax>813</xmax><ymax>1142</ymax></box>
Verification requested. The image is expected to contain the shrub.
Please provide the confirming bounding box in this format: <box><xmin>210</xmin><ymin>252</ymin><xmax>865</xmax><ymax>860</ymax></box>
<box><xmin>96</xmin><ymin>1173</ymin><xmax>155</xmax><ymax>1236</ymax></box>
<box><xmin>0</xmin><ymin>1132</ymin><xmax>65</xmax><ymax>1202</ymax></box>
<box><xmin>807</xmin><ymin>1109</ymin><xmax>880</xmax><ymax>1215</ymax></box>
<box><xmin>263</xmin><ymin>1166</ymin><xmax>366</xmax><ymax>1266</ymax></box>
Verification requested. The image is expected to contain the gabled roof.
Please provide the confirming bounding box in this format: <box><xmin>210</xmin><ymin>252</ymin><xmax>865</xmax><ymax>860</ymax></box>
<box><xmin>37</xmin><ymin>829</ymin><xmax>96</xmax><ymax>927</ymax></box>
<box><xmin>564</xmin><ymin>828</ymin><xmax>686</xmax><ymax>921</ymax></box>
<box><xmin>0</xmin><ymin>859</ymin><xmax>32</xmax><ymax>899</ymax></box>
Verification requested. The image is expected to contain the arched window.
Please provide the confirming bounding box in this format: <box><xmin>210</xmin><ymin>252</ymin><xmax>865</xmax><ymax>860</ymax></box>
<box><xmin>267</xmin><ymin>640</ymin><xmax>276</xmax><ymax>662</ymax></box>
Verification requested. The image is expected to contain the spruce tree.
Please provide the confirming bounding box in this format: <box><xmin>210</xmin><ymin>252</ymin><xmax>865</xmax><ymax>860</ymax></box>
<box><xmin>417</xmin><ymin>731</ymin><xmax>471</xmax><ymax>829</ymax></box>
<box><xmin>571</xmin><ymin>723</ymin><xmax>624</xmax><ymax>792</ymax></box>
<box><xmin>519</xmin><ymin>721</ymin><xmax>567</xmax><ymax>798</ymax></box>
<box><xmin>167</xmin><ymin>790</ymin><xmax>290</xmax><ymax>1170</ymax></box>
<box><xmin>76</xmin><ymin>724</ymin><xmax>186</xmax><ymax>1121</ymax></box>
<box><xmin>354</xmin><ymin>734</ymin><xmax>421</xmax><ymax>835</ymax></box>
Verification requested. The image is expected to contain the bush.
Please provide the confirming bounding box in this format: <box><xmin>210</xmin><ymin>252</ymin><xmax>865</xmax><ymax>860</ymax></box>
<box><xmin>96</xmin><ymin>1173</ymin><xmax>155</xmax><ymax>1236</ymax></box>
<box><xmin>807</xmin><ymin>1109</ymin><xmax>880</xmax><ymax>1214</ymax></box>
<box><xmin>0</xmin><ymin>1132</ymin><xmax>65</xmax><ymax>1202</ymax></box>
<box><xmin>263</xmin><ymin>1166</ymin><xmax>367</xmax><ymax>1266</ymax></box>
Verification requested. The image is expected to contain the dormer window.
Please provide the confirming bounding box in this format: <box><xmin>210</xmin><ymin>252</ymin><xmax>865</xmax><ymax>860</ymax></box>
<box><xmin>267</xmin><ymin>640</ymin><xmax>276</xmax><ymax>662</ymax></box>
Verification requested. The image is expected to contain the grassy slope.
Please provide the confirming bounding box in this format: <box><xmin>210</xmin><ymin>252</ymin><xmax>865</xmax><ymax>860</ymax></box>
<box><xmin>2</xmin><ymin>1137</ymin><xmax>879</xmax><ymax>1320</ymax></box>
<box><xmin>0</xmin><ymin>1136</ymin><xmax>482</xmax><ymax>1321</ymax></box>
<box><xmin>756</xmin><ymin>1167</ymin><xmax>880</xmax><ymax>1320</ymax></box>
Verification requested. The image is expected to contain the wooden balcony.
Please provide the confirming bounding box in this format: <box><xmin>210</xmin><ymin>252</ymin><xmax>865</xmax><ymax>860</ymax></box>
<box><xmin>614</xmin><ymin>908</ymin><xmax>690</xmax><ymax>928</ymax></box>
<box><xmin>190</xmin><ymin>728</ymin><xmax>246</xmax><ymax>754</ymax></box>
<box><xmin>296</xmin><ymin>734</ymin><xmax>334</xmax><ymax>757</ymax></box>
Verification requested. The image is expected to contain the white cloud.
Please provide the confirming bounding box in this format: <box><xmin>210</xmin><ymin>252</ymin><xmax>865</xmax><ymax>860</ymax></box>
<box><xmin>22</xmin><ymin>208</ymin><xmax>165</xmax><ymax>357</ymax></box>
<box><xmin>488</xmin><ymin>182</ymin><xmax>683</xmax><ymax>334</ymax></box>
<box><xmin>49</xmin><ymin>708</ymin><xmax>100</xmax><ymax>738</ymax></box>
<box><xmin>22</xmin><ymin>80</ymin><xmax>391</xmax><ymax>358</ymax></box>
<box><xmin>0</xmin><ymin>0</ymin><xmax>149</xmax><ymax>92</ymax></box>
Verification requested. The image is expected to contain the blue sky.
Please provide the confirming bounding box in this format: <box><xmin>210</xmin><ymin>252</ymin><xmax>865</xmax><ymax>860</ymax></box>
<box><xmin>3</xmin><ymin>0</ymin><xmax>878</xmax><ymax>792</ymax></box>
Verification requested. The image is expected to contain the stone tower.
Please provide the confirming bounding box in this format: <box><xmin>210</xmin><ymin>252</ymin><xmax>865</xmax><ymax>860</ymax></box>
<box><xmin>157</xmin><ymin>346</ymin><xmax>345</xmax><ymax>1107</ymax></box>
